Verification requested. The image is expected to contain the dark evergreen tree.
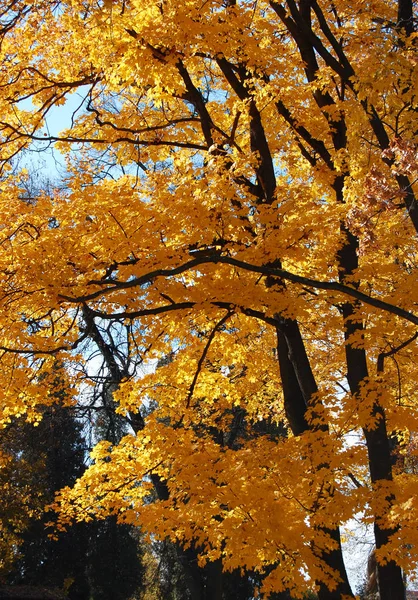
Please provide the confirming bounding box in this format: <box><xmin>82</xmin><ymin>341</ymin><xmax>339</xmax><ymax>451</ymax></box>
<box><xmin>6</xmin><ymin>404</ymin><xmax>91</xmax><ymax>599</ymax></box>
<box><xmin>5</xmin><ymin>402</ymin><xmax>145</xmax><ymax>600</ymax></box>
<box><xmin>87</xmin><ymin>516</ymin><xmax>144</xmax><ymax>600</ymax></box>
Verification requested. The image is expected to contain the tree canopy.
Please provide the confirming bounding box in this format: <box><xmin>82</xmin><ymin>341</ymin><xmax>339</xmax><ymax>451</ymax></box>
<box><xmin>0</xmin><ymin>0</ymin><xmax>417</xmax><ymax>598</ymax></box>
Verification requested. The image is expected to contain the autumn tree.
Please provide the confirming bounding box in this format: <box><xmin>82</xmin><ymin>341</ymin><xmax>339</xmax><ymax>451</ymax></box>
<box><xmin>80</xmin><ymin>304</ymin><xmax>289</xmax><ymax>599</ymax></box>
<box><xmin>0</xmin><ymin>0</ymin><xmax>417</xmax><ymax>598</ymax></box>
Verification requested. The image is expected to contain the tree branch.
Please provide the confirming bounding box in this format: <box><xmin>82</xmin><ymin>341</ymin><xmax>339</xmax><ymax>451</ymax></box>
<box><xmin>58</xmin><ymin>254</ymin><xmax>418</xmax><ymax>327</ymax></box>
<box><xmin>185</xmin><ymin>311</ymin><xmax>233</xmax><ymax>409</ymax></box>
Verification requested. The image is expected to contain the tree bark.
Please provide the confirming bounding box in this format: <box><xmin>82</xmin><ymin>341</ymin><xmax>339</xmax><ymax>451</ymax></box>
<box><xmin>276</xmin><ymin>321</ymin><xmax>354</xmax><ymax>599</ymax></box>
<box><xmin>338</xmin><ymin>228</ymin><xmax>405</xmax><ymax>600</ymax></box>
<box><xmin>397</xmin><ymin>0</ymin><xmax>415</xmax><ymax>35</ymax></box>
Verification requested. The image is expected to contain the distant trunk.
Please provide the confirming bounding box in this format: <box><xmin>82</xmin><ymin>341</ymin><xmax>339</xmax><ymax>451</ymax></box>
<box><xmin>276</xmin><ymin>320</ymin><xmax>354</xmax><ymax>599</ymax></box>
<box><xmin>338</xmin><ymin>228</ymin><xmax>405</xmax><ymax>600</ymax></box>
<box><xmin>397</xmin><ymin>0</ymin><xmax>415</xmax><ymax>35</ymax></box>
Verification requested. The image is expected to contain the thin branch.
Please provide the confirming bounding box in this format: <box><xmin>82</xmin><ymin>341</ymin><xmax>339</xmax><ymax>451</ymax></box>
<box><xmin>0</xmin><ymin>121</ymin><xmax>208</xmax><ymax>151</ymax></box>
<box><xmin>185</xmin><ymin>311</ymin><xmax>232</xmax><ymax>409</ymax></box>
<box><xmin>377</xmin><ymin>330</ymin><xmax>418</xmax><ymax>373</ymax></box>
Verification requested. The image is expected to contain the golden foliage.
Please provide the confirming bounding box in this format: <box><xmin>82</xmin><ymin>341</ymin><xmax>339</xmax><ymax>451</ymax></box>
<box><xmin>0</xmin><ymin>0</ymin><xmax>417</xmax><ymax>596</ymax></box>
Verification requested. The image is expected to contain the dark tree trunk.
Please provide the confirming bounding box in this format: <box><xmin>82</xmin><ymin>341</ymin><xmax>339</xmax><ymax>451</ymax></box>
<box><xmin>204</xmin><ymin>560</ymin><xmax>223</xmax><ymax>600</ymax></box>
<box><xmin>338</xmin><ymin>228</ymin><xmax>405</xmax><ymax>600</ymax></box>
<box><xmin>397</xmin><ymin>0</ymin><xmax>415</xmax><ymax>35</ymax></box>
<box><xmin>276</xmin><ymin>320</ymin><xmax>354</xmax><ymax>599</ymax></box>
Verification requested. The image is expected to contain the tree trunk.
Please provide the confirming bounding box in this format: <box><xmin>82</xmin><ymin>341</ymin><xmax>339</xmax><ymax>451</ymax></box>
<box><xmin>338</xmin><ymin>228</ymin><xmax>405</xmax><ymax>600</ymax></box>
<box><xmin>276</xmin><ymin>321</ymin><xmax>354</xmax><ymax>599</ymax></box>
